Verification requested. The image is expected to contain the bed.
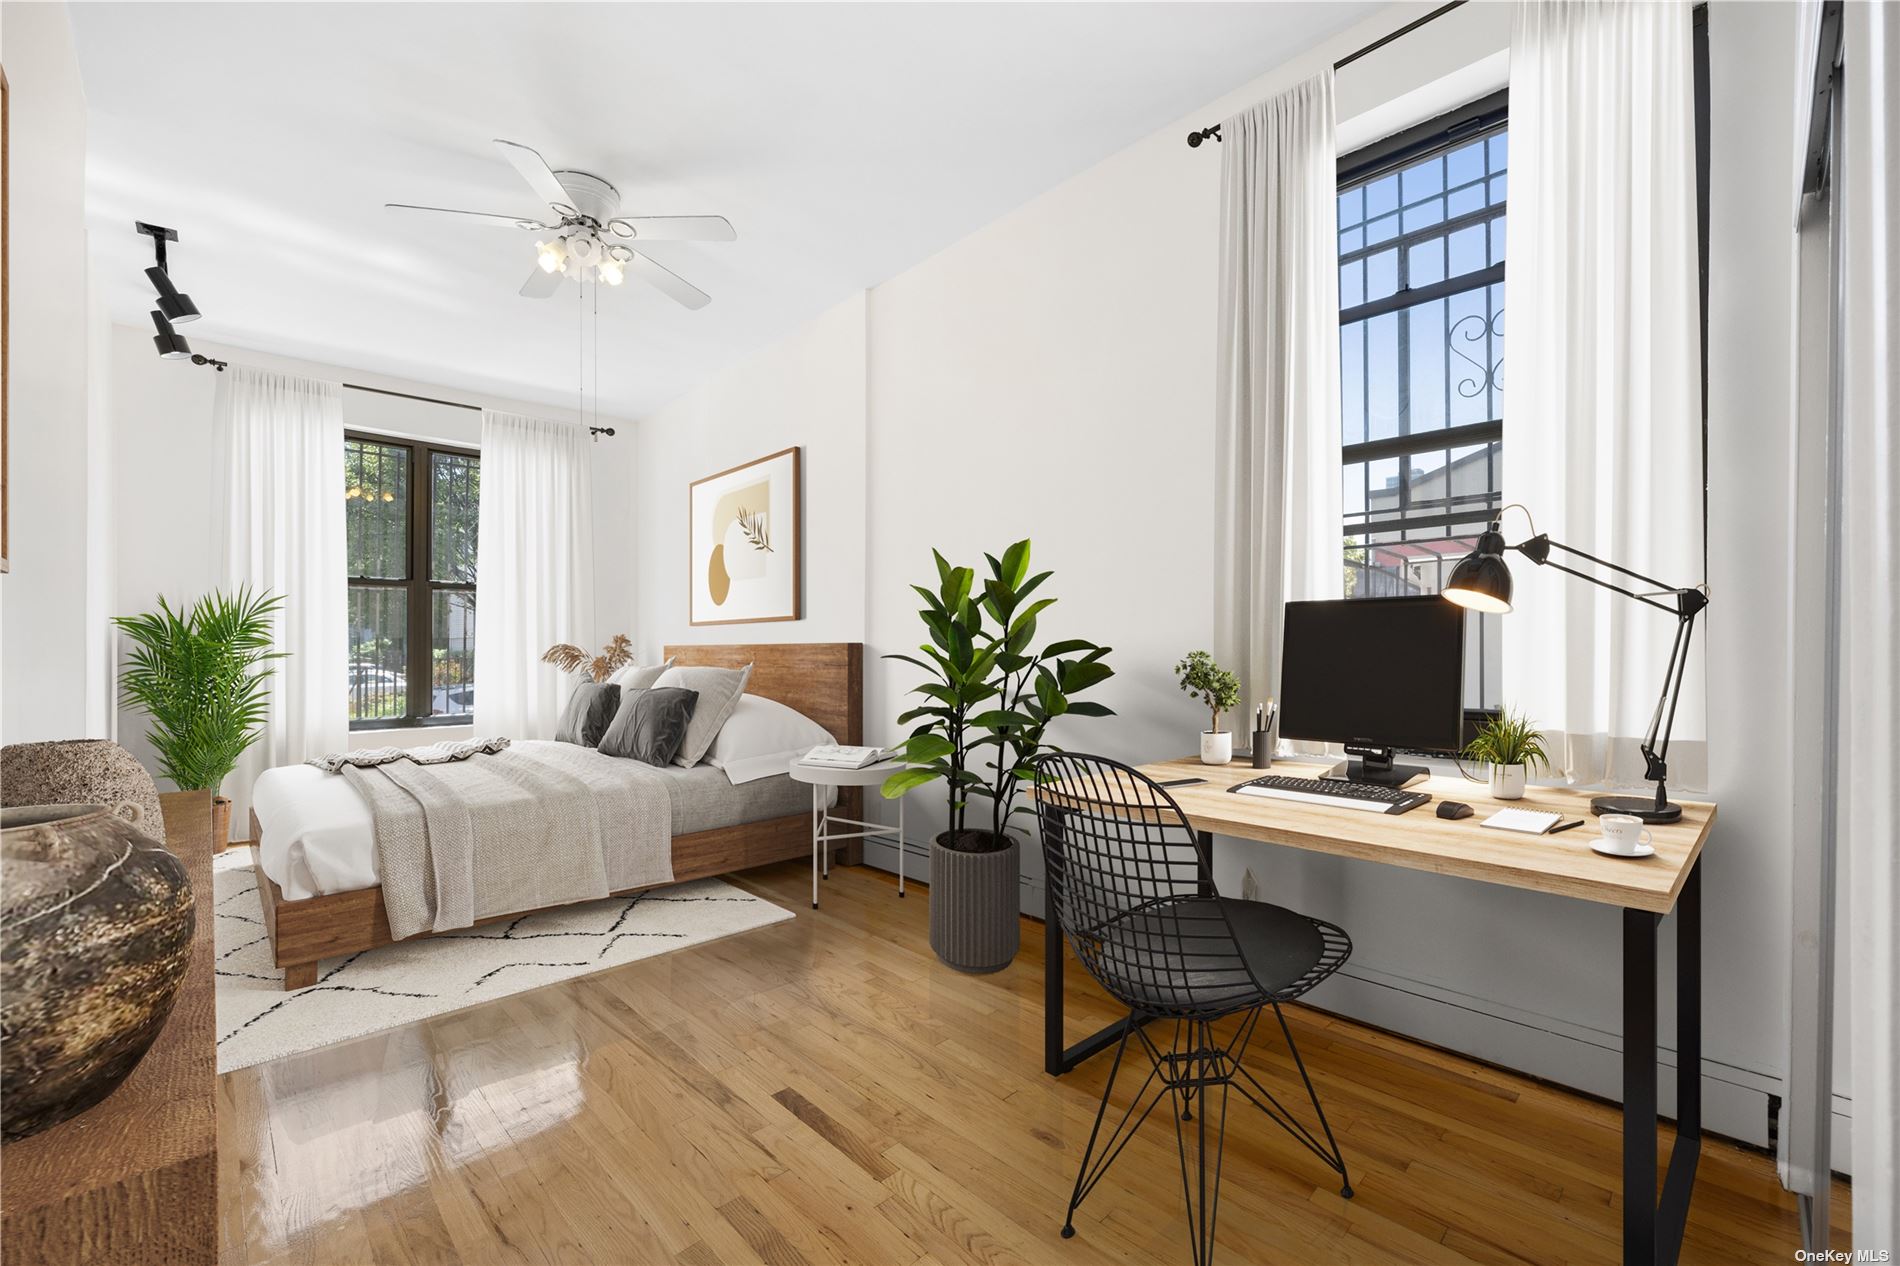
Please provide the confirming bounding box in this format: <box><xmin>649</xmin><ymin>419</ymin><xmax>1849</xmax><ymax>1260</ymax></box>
<box><xmin>249</xmin><ymin>642</ymin><xmax>863</xmax><ymax>989</ymax></box>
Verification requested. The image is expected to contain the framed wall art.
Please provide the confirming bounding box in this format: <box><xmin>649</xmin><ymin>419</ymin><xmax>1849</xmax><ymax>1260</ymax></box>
<box><xmin>689</xmin><ymin>445</ymin><xmax>801</xmax><ymax>625</ymax></box>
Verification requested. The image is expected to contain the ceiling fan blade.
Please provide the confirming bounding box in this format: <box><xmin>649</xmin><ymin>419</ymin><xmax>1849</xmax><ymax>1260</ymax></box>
<box><xmin>606</xmin><ymin>215</ymin><xmax>737</xmax><ymax>242</ymax></box>
<box><xmin>624</xmin><ymin>250</ymin><xmax>711</xmax><ymax>310</ymax></box>
<box><xmin>494</xmin><ymin>139</ymin><xmax>576</xmax><ymax>217</ymax></box>
<box><xmin>519</xmin><ymin>263</ymin><xmax>564</xmax><ymax>299</ymax></box>
<box><xmin>386</xmin><ymin>203</ymin><xmax>548</xmax><ymax>231</ymax></box>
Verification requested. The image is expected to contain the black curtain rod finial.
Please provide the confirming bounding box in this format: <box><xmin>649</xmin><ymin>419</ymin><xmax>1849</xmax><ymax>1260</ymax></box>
<box><xmin>1186</xmin><ymin>125</ymin><xmax>1223</xmax><ymax>148</ymax></box>
<box><xmin>589</xmin><ymin>425</ymin><xmax>616</xmax><ymax>440</ymax></box>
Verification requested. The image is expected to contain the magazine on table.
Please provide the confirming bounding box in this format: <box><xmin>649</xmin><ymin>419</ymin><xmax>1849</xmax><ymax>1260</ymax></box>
<box><xmin>800</xmin><ymin>744</ymin><xmax>894</xmax><ymax>770</ymax></box>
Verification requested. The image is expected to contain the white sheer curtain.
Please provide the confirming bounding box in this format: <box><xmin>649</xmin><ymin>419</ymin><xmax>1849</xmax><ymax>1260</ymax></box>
<box><xmin>1501</xmin><ymin>0</ymin><xmax>1706</xmax><ymax>790</ymax></box>
<box><xmin>1213</xmin><ymin>72</ymin><xmax>1343</xmax><ymax>730</ymax></box>
<box><xmin>1839</xmin><ymin>0</ymin><xmax>1900</xmax><ymax>1238</ymax></box>
<box><xmin>473</xmin><ymin>412</ymin><xmax>595</xmax><ymax>739</ymax></box>
<box><xmin>215</xmin><ymin>366</ymin><xmax>347</xmax><ymax>825</ymax></box>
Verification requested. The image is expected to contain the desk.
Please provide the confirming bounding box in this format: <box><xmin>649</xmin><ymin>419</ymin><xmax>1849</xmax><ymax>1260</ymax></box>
<box><xmin>1037</xmin><ymin>757</ymin><xmax>1716</xmax><ymax>1266</ymax></box>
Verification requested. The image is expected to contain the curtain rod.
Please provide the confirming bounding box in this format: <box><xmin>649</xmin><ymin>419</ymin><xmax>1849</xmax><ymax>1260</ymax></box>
<box><xmin>342</xmin><ymin>381</ymin><xmax>617</xmax><ymax>438</ymax></box>
<box><xmin>1186</xmin><ymin>0</ymin><xmax>1469</xmax><ymax>148</ymax></box>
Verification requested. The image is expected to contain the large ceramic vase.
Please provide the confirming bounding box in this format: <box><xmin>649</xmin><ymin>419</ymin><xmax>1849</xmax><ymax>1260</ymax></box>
<box><xmin>0</xmin><ymin>739</ymin><xmax>166</xmax><ymax>843</ymax></box>
<box><xmin>1</xmin><ymin>803</ymin><xmax>196</xmax><ymax>1141</ymax></box>
<box><xmin>927</xmin><ymin>832</ymin><xmax>1020</xmax><ymax>974</ymax></box>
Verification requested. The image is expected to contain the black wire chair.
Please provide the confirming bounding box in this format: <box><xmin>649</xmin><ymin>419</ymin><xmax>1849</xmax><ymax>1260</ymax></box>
<box><xmin>1033</xmin><ymin>752</ymin><xmax>1354</xmax><ymax>1266</ymax></box>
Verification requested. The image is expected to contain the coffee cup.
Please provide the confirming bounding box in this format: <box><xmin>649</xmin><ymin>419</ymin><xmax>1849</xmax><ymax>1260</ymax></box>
<box><xmin>1598</xmin><ymin>814</ymin><xmax>1653</xmax><ymax>856</ymax></box>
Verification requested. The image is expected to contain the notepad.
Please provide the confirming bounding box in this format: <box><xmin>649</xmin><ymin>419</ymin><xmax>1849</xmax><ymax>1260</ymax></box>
<box><xmin>1480</xmin><ymin>808</ymin><xmax>1565</xmax><ymax>835</ymax></box>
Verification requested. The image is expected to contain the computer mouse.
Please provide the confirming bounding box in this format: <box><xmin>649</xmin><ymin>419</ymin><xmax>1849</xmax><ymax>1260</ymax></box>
<box><xmin>1436</xmin><ymin>801</ymin><xmax>1474</xmax><ymax>820</ymax></box>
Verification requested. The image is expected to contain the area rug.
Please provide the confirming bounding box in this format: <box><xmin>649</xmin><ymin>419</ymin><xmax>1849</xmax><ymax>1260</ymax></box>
<box><xmin>213</xmin><ymin>847</ymin><xmax>793</xmax><ymax>1072</ymax></box>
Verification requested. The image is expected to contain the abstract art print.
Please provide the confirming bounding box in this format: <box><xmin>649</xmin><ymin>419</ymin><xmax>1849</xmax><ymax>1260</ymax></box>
<box><xmin>689</xmin><ymin>446</ymin><xmax>801</xmax><ymax>625</ymax></box>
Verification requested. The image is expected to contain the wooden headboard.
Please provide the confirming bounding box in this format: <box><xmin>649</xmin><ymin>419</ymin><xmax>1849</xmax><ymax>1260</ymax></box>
<box><xmin>663</xmin><ymin>643</ymin><xmax>863</xmax><ymax>747</ymax></box>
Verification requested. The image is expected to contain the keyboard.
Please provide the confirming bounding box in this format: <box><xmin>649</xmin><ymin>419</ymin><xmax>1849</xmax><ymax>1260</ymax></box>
<box><xmin>1229</xmin><ymin>774</ymin><xmax>1430</xmax><ymax>816</ymax></box>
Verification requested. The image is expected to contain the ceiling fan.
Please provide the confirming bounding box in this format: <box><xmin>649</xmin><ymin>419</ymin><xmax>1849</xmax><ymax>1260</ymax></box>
<box><xmin>387</xmin><ymin>139</ymin><xmax>735</xmax><ymax>310</ymax></box>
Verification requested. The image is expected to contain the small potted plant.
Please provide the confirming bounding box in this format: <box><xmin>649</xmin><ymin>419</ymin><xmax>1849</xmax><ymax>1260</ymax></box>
<box><xmin>1175</xmin><ymin>651</ymin><xmax>1241</xmax><ymax>766</ymax></box>
<box><xmin>1464</xmin><ymin>707</ymin><xmax>1550</xmax><ymax>800</ymax></box>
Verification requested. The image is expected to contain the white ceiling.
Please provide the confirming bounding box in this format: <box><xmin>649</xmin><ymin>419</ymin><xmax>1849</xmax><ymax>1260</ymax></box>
<box><xmin>71</xmin><ymin>2</ymin><xmax>1374</xmax><ymax>418</ymax></box>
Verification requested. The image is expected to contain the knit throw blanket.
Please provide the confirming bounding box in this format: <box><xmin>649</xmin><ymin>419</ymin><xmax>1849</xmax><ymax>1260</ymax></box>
<box><xmin>306</xmin><ymin>736</ymin><xmax>511</xmax><ymax>773</ymax></box>
<box><xmin>334</xmin><ymin>740</ymin><xmax>673</xmax><ymax>940</ymax></box>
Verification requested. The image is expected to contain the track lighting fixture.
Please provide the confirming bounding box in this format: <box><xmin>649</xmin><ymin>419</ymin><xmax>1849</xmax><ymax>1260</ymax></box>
<box><xmin>145</xmin><ymin>266</ymin><xmax>200</xmax><ymax>324</ymax></box>
<box><xmin>150</xmin><ymin>310</ymin><xmax>192</xmax><ymax>360</ymax></box>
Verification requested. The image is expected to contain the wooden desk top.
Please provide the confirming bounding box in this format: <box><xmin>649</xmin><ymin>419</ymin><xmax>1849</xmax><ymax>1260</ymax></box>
<box><xmin>1</xmin><ymin>790</ymin><xmax>217</xmax><ymax>1265</ymax></box>
<box><xmin>1045</xmin><ymin>758</ymin><xmax>1715</xmax><ymax>915</ymax></box>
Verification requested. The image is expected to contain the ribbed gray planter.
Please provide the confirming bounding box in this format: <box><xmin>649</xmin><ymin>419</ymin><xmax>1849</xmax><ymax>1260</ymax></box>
<box><xmin>927</xmin><ymin>833</ymin><xmax>1020</xmax><ymax>974</ymax></box>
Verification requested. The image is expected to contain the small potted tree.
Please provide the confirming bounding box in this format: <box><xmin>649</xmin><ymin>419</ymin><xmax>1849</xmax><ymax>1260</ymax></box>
<box><xmin>1464</xmin><ymin>707</ymin><xmax>1550</xmax><ymax>800</ymax></box>
<box><xmin>1175</xmin><ymin>651</ymin><xmax>1241</xmax><ymax>765</ymax></box>
<box><xmin>883</xmin><ymin>540</ymin><xmax>1114</xmax><ymax>974</ymax></box>
<box><xmin>114</xmin><ymin>588</ymin><xmax>287</xmax><ymax>849</ymax></box>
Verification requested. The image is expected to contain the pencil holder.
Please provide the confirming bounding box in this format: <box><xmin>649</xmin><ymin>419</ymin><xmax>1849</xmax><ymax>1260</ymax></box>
<box><xmin>1251</xmin><ymin>731</ymin><xmax>1272</xmax><ymax>769</ymax></box>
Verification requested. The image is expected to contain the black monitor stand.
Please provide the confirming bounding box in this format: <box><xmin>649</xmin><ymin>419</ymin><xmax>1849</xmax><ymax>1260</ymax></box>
<box><xmin>1327</xmin><ymin>743</ymin><xmax>1430</xmax><ymax>789</ymax></box>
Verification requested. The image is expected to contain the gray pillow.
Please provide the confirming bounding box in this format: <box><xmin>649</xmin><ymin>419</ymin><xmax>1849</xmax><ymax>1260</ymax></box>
<box><xmin>652</xmin><ymin>663</ymin><xmax>753</xmax><ymax>767</ymax></box>
<box><xmin>597</xmin><ymin>687</ymin><xmax>700</xmax><ymax>766</ymax></box>
<box><xmin>554</xmin><ymin>681</ymin><xmax>620</xmax><ymax>747</ymax></box>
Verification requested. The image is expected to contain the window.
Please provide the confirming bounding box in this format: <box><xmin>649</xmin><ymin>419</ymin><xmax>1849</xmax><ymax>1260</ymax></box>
<box><xmin>1338</xmin><ymin>93</ymin><xmax>1507</xmax><ymax>716</ymax></box>
<box><xmin>345</xmin><ymin>434</ymin><xmax>479</xmax><ymax>728</ymax></box>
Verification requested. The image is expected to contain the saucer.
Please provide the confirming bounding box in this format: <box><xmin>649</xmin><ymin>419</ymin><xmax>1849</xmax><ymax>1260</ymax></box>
<box><xmin>1591</xmin><ymin>840</ymin><xmax>1655</xmax><ymax>859</ymax></box>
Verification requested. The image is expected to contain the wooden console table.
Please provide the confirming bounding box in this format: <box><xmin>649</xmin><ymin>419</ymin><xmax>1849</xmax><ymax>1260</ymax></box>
<box><xmin>2</xmin><ymin>789</ymin><xmax>217</xmax><ymax>1265</ymax></box>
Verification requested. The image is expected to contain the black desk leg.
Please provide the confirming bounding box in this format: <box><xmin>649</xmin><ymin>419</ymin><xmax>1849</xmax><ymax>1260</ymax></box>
<box><xmin>1623</xmin><ymin>857</ymin><xmax>1702</xmax><ymax>1266</ymax></box>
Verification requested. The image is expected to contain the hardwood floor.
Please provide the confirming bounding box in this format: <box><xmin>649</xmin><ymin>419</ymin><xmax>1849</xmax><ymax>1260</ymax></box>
<box><xmin>219</xmin><ymin>861</ymin><xmax>1850</xmax><ymax>1265</ymax></box>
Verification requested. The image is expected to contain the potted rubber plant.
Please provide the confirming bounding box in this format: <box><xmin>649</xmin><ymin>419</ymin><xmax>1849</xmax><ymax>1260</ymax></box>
<box><xmin>114</xmin><ymin>588</ymin><xmax>287</xmax><ymax>848</ymax></box>
<box><xmin>882</xmin><ymin>539</ymin><xmax>1114</xmax><ymax>974</ymax></box>
<box><xmin>1464</xmin><ymin>707</ymin><xmax>1550</xmax><ymax>800</ymax></box>
<box><xmin>1175</xmin><ymin>650</ymin><xmax>1241</xmax><ymax>765</ymax></box>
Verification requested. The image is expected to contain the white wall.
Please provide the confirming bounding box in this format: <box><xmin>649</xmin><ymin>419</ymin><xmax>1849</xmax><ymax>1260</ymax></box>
<box><xmin>630</xmin><ymin>291</ymin><xmax>867</xmax><ymax>657</ymax></box>
<box><xmin>624</xmin><ymin>0</ymin><xmax>1815</xmax><ymax>1153</ymax></box>
<box><xmin>0</xmin><ymin>1</ymin><xmax>112</xmax><ymax>745</ymax></box>
<box><xmin>107</xmin><ymin>328</ymin><xmax>634</xmax><ymax>773</ymax></box>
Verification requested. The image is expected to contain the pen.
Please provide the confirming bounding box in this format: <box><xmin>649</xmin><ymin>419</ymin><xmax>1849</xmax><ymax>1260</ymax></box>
<box><xmin>1550</xmin><ymin>818</ymin><xmax>1585</xmax><ymax>834</ymax></box>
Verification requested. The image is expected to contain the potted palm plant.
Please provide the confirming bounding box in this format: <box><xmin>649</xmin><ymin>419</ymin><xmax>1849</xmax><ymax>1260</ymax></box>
<box><xmin>1464</xmin><ymin>707</ymin><xmax>1550</xmax><ymax>800</ymax></box>
<box><xmin>114</xmin><ymin>588</ymin><xmax>287</xmax><ymax>849</ymax></box>
<box><xmin>1175</xmin><ymin>650</ymin><xmax>1241</xmax><ymax>765</ymax></box>
<box><xmin>882</xmin><ymin>539</ymin><xmax>1114</xmax><ymax>974</ymax></box>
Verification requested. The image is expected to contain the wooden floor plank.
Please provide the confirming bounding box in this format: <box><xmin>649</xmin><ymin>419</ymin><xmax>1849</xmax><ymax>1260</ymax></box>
<box><xmin>220</xmin><ymin>860</ymin><xmax>1851</xmax><ymax>1265</ymax></box>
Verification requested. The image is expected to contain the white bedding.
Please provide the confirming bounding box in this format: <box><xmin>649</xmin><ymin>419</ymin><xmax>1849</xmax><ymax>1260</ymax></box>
<box><xmin>254</xmin><ymin>741</ymin><xmax>828</xmax><ymax>901</ymax></box>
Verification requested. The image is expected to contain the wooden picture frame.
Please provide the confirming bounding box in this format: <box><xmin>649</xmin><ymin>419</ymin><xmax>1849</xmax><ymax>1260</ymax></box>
<box><xmin>688</xmin><ymin>445</ymin><xmax>802</xmax><ymax>625</ymax></box>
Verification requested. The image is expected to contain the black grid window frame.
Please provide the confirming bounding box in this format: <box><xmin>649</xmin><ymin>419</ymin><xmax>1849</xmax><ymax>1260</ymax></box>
<box><xmin>345</xmin><ymin>430</ymin><xmax>479</xmax><ymax>730</ymax></box>
<box><xmin>1338</xmin><ymin>91</ymin><xmax>1508</xmax><ymax>741</ymax></box>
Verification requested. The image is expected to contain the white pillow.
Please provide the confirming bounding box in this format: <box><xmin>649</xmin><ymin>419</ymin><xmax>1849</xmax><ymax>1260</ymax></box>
<box><xmin>606</xmin><ymin>657</ymin><xmax>673</xmax><ymax>691</ymax></box>
<box><xmin>705</xmin><ymin>694</ymin><xmax>834</xmax><ymax>784</ymax></box>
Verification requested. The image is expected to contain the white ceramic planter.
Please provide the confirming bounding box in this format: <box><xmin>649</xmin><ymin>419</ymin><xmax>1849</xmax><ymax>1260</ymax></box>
<box><xmin>1488</xmin><ymin>762</ymin><xmax>1527</xmax><ymax>800</ymax></box>
<box><xmin>1200</xmin><ymin>730</ymin><xmax>1233</xmax><ymax>766</ymax></box>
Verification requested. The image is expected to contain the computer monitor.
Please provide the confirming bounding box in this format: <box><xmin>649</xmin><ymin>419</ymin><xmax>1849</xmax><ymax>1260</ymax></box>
<box><xmin>1278</xmin><ymin>596</ymin><xmax>1466</xmax><ymax>787</ymax></box>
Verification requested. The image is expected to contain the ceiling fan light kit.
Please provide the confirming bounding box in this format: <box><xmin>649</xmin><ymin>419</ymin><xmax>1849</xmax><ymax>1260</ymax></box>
<box><xmin>386</xmin><ymin>138</ymin><xmax>734</xmax><ymax>309</ymax></box>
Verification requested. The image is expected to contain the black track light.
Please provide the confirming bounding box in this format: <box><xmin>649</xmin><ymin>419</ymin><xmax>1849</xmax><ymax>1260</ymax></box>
<box><xmin>151</xmin><ymin>310</ymin><xmax>192</xmax><ymax>360</ymax></box>
<box><xmin>145</xmin><ymin>266</ymin><xmax>200</xmax><ymax>324</ymax></box>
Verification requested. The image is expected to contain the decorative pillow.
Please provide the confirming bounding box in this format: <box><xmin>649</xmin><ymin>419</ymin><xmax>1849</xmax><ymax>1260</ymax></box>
<box><xmin>651</xmin><ymin>663</ymin><xmax>753</xmax><ymax>767</ymax></box>
<box><xmin>705</xmin><ymin>695</ymin><xmax>834</xmax><ymax>784</ymax></box>
<box><xmin>597</xmin><ymin>687</ymin><xmax>700</xmax><ymax>766</ymax></box>
<box><xmin>554</xmin><ymin>682</ymin><xmax>620</xmax><ymax>747</ymax></box>
<box><xmin>607</xmin><ymin>657</ymin><xmax>674</xmax><ymax>692</ymax></box>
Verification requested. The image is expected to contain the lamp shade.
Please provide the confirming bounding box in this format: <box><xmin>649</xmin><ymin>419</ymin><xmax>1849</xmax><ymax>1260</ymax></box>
<box><xmin>1443</xmin><ymin>527</ymin><xmax>1513</xmax><ymax>613</ymax></box>
<box><xmin>144</xmin><ymin>267</ymin><xmax>200</xmax><ymax>324</ymax></box>
<box><xmin>149</xmin><ymin>310</ymin><xmax>192</xmax><ymax>361</ymax></box>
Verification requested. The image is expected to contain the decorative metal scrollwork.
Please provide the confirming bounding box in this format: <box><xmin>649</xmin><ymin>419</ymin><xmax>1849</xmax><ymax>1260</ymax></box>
<box><xmin>1450</xmin><ymin>309</ymin><xmax>1505</xmax><ymax>399</ymax></box>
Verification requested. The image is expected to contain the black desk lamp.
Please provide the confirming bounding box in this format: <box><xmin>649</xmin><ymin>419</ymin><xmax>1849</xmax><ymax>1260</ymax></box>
<box><xmin>1442</xmin><ymin>504</ymin><xmax>1708</xmax><ymax>824</ymax></box>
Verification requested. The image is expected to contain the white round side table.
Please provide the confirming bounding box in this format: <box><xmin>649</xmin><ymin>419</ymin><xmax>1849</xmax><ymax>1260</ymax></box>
<box><xmin>787</xmin><ymin>757</ymin><xmax>908</xmax><ymax>909</ymax></box>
